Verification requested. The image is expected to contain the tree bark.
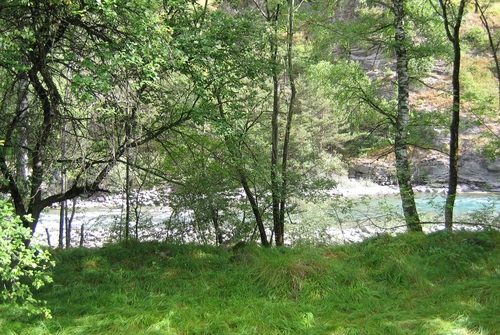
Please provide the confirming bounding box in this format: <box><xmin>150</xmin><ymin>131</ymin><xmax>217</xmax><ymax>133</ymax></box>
<box><xmin>392</xmin><ymin>0</ymin><xmax>422</xmax><ymax>231</ymax></box>
<box><xmin>239</xmin><ymin>172</ymin><xmax>270</xmax><ymax>247</ymax></box>
<box><xmin>476</xmin><ymin>1</ymin><xmax>500</xmax><ymax>110</ymax></box>
<box><xmin>269</xmin><ymin>7</ymin><xmax>282</xmax><ymax>246</ymax></box>
<box><xmin>439</xmin><ymin>0</ymin><xmax>465</xmax><ymax>231</ymax></box>
<box><xmin>15</xmin><ymin>73</ymin><xmax>29</xmax><ymax>185</ymax></box>
<box><xmin>276</xmin><ymin>0</ymin><xmax>297</xmax><ymax>245</ymax></box>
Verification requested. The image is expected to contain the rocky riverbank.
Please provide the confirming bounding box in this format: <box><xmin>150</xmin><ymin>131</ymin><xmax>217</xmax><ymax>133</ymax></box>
<box><xmin>62</xmin><ymin>187</ymin><xmax>171</xmax><ymax>209</ymax></box>
<box><xmin>66</xmin><ymin>178</ymin><xmax>498</xmax><ymax>211</ymax></box>
<box><xmin>348</xmin><ymin>152</ymin><xmax>500</xmax><ymax>192</ymax></box>
<box><xmin>36</xmin><ymin>179</ymin><xmax>498</xmax><ymax>248</ymax></box>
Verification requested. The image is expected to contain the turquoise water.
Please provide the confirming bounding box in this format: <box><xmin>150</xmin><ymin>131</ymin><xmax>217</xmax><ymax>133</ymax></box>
<box><xmin>366</xmin><ymin>193</ymin><xmax>500</xmax><ymax>220</ymax></box>
<box><xmin>33</xmin><ymin>192</ymin><xmax>500</xmax><ymax>247</ymax></box>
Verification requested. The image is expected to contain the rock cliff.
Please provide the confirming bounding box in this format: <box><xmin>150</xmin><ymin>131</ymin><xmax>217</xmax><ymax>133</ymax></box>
<box><xmin>348</xmin><ymin>138</ymin><xmax>500</xmax><ymax>192</ymax></box>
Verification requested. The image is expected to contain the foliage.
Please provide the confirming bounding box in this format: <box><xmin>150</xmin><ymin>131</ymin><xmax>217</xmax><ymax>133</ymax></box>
<box><xmin>307</xmin><ymin>60</ymin><xmax>393</xmax><ymax>153</ymax></box>
<box><xmin>464</xmin><ymin>26</ymin><xmax>489</xmax><ymax>51</ymax></box>
<box><xmin>1</xmin><ymin>230</ymin><xmax>500</xmax><ymax>333</ymax></box>
<box><xmin>0</xmin><ymin>199</ymin><xmax>54</xmax><ymax>318</ymax></box>
<box><xmin>0</xmin><ymin>0</ymin><xmax>208</xmax><ymax>239</ymax></box>
<box><xmin>2</xmin><ymin>0</ymin><xmax>500</xmax><ymax>306</ymax></box>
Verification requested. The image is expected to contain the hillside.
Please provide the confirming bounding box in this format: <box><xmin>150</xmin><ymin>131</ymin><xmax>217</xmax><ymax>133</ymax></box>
<box><xmin>347</xmin><ymin>3</ymin><xmax>500</xmax><ymax>191</ymax></box>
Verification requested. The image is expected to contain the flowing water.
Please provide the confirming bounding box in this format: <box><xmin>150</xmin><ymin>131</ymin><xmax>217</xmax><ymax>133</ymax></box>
<box><xmin>363</xmin><ymin>192</ymin><xmax>500</xmax><ymax>219</ymax></box>
<box><xmin>285</xmin><ymin>192</ymin><xmax>500</xmax><ymax>244</ymax></box>
<box><xmin>34</xmin><ymin>192</ymin><xmax>500</xmax><ymax>247</ymax></box>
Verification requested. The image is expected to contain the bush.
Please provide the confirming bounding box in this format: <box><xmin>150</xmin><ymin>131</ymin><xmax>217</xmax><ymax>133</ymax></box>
<box><xmin>0</xmin><ymin>199</ymin><xmax>54</xmax><ymax>318</ymax></box>
<box><xmin>464</xmin><ymin>26</ymin><xmax>488</xmax><ymax>49</ymax></box>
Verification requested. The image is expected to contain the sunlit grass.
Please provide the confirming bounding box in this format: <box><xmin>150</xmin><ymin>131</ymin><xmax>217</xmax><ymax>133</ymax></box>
<box><xmin>1</xmin><ymin>229</ymin><xmax>500</xmax><ymax>334</ymax></box>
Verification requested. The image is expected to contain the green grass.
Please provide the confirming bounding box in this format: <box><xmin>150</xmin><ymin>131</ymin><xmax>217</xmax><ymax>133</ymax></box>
<box><xmin>2</xmin><ymin>229</ymin><xmax>500</xmax><ymax>334</ymax></box>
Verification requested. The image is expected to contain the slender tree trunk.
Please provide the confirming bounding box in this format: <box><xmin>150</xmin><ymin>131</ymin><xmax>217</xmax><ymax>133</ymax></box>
<box><xmin>16</xmin><ymin>73</ymin><xmax>29</xmax><ymax>185</ymax></box>
<box><xmin>270</xmin><ymin>21</ymin><xmax>281</xmax><ymax>246</ymax></box>
<box><xmin>80</xmin><ymin>224</ymin><xmax>85</xmax><ymax>248</ymax></box>
<box><xmin>392</xmin><ymin>0</ymin><xmax>422</xmax><ymax>232</ymax></box>
<box><xmin>66</xmin><ymin>198</ymin><xmax>76</xmax><ymax>248</ymax></box>
<box><xmin>124</xmin><ymin>88</ymin><xmax>138</xmax><ymax>244</ymax></box>
<box><xmin>276</xmin><ymin>0</ymin><xmax>297</xmax><ymax>246</ymax></box>
<box><xmin>439</xmin><ymin>0</ymin><xmax>465</xmax><ymax>231</ymax></box>
<box><xmin>59</xmin><ymin>121</ymin><xmax>67</xmax><ymax>248</ymax></box>
<box><xmin>216</xmin><ymin>93</ymin><xmax>270</xmax><ymax>247</ymax></box>
<box><xmin>239</xmin><ymin>172</ymin><xmax>270</xmax><ymax>247</ymax></box>
<box><xmin>445</xmin><ymin>81</ymin><xmax>460</xmax><ymax>231</ymax></box>
<box><xmin>45</xmin><ymin>228</ymin><xmax>52</xmax><ymax>248</ymax></box>
<box><xmin>58</xmin><ymin>201</ymin><xmax>65</xmax><ymax>248</ymax></box>
<box><xmin>64</xmin><ymin>200</ymin><xmax>72</xmax><ymax>248</ymax></box>
<box><xmin>125</xmin><ymin>151</ymin><xmax>131</xmax><ymax>243</ymax></box>
<box><xmin>476</xmin><ymin>1</ymin><xmax>500</xmax><ymax>110</ymax></box>
<box><xmin>212</xmin><ymin>209</ymin><xmax>223</xmax><ymax>246</ymax></box>
<box><xmin>134</xmin><ymin>196</ymin><xmax>140</xmax><ymax>240</ymax></box>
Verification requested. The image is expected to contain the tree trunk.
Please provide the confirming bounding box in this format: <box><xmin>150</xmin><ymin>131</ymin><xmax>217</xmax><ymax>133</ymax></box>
<box><xmin>125</xmin><ymin>151</ymin><xmax>131</xmax><ymax>243</ymax></box>
<box><xmin>59</xmin><ymin>122</ymin><xmax>67</xmax><ymax>248</ymax></box>
<box><xmin>445</xmin><ymin>93</ymin><xmax>460</xmax><ymax>231</ymax></box>
<box><xmin>16</xmin><ymin>73</ymin><xmax>29</xmax><ymax>185</ymax></box>
<box><xmin>270</xmin><ymin>31</ymin><xmax>281</xmax><ymax>247</ymax></box>
<box><xmin>65</xmin><ymin>198</ymin><xmax>76</xmax><ymax>249</ymax></box>
<box><xmin>439</xmin><ymin>0</ymin><xmax>465</xmax><ymax>231</ymax></box>
<box><xmin>59</xmin><ymin>202</ymin><xmax>65</xmax><ymax>248</ymax></box>
<box><xmin>276</xmin><ymin>0</ymin><xmax>297</xmax><ymax>246</ymax></box>
<box><xmin>476</xmin><ymin>1</ymin><xmax>500</xmax><ymax>110</ymax></box>
<box><xmin>392</xmin><ymin>0</ymin><xmax>422</xmax><ymax>232</ymax></box>
<box><xmin>80</xmin><ymin>224</ymin><xmax>85</xmax><ymax>248</ymax></box>
<box><xmin>25</xmin><ymin>66</ymin><xmax>58</xmax><ymax>233</ymax></box>
<box><xmin>239</xmin><ymin>171</ymin><xmax>270</xmax><ymax>247</ymax></box>
<box><xmin>212</xmin><ymin>209</ymin><xmax>223</xmax><ymax>246</ymax></box>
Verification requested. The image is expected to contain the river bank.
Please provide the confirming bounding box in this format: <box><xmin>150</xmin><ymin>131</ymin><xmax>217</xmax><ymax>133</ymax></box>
<box><xmin>328</xmin><ymin>177</ymin><xmax>497</xmax><ymax>197</ymax></box>
<box><xmin>33</xmin><ymin>175</ymin><xmax>500</xmax><ymax>249</ymax></box>
<box><xmin>57</xmin><ymin>179</ymin><xmax>498</xmax><ymax>210</ymax></box>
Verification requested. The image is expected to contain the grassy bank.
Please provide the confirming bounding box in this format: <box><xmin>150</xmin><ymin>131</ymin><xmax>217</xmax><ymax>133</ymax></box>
<box><xmin>1</xmin><ymin>229</ymin><xmax>500</xmax><ymax>334</ymax></box>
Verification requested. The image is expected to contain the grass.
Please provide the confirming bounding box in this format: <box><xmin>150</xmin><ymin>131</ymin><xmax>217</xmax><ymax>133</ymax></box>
<box><xmin>1</xmin><ymin>229</ymin><xmax>500</xmax><ymax>334</ymax></box>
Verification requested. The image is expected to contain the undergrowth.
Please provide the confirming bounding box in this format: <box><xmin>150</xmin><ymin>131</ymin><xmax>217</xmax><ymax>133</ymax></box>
<box><xmin>1</xmin><ymin>229</ymin><xmax>500</xmax><ymax>334</ymax></box>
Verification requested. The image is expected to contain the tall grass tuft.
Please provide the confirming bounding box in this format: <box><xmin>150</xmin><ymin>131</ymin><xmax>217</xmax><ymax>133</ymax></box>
<box><xmin>1</xmin><ymin>229</ymin><xmax>499</xmax><ymax>334</ymax></box>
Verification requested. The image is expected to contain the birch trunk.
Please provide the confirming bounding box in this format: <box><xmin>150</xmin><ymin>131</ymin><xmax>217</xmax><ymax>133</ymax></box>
<box><xmin>392</xmin><ymin>0</ymin><xmax>422</xmax><ymax>231</ymax></box>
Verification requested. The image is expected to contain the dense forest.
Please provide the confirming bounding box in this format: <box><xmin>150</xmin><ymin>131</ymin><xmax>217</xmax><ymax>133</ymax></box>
<box><xmin>2</xmin><ymin>0</ymin><xmax>500</xmax><ymax>331</ymax></box>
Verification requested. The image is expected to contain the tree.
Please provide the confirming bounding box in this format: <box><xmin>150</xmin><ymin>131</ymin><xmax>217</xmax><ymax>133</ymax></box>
<box><xmin>152</xmin><ymin>5</ymin><xmax>276</xmax><ymax>246</ymax></box>
<box><xmin>392</xmin><ymin>0</ymin><xmax>422</xmax><ymax>231</ymax></box>
<box><xmin>475</xmin><ymin>0</ymin><xmax>500</xmax><ymax>109</ymax></box>
<box><xmin>307</xmin><ymin>0</ymin><xmax>451</xmax><ymax>231</ymax></box>
<box><xmin>0</xmin><ymin>0</ymin><xmax>201</xmax><ymax>242</ymax></box>
<box><xmin>249</xmin><ymin>0</ymin><xmax>301</xmax><ymax>246</ymax></box>
<box><xmin>433</xmin><ymin>0</ymin><xmax>468</xmax><ymax>230</ymax></box>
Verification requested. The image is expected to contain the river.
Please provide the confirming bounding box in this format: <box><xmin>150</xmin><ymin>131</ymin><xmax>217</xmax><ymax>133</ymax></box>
<box><xmin>33</xmin><ymin>191</ymin><xmax>500</xmax><ymax>247</ymax></box>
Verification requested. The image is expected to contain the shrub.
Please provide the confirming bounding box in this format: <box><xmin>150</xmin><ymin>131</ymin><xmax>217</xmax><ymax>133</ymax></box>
<box><xmin>0</xmin><ymin>199</ymin><xmax>54</xmax><ymax>318</ymax></box>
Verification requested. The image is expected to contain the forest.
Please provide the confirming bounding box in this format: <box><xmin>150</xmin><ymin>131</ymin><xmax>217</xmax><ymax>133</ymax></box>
<box><xmin>2</xmin><ymin>0</ymin><xmax>500</xmax><ymax>333</ymax></box>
